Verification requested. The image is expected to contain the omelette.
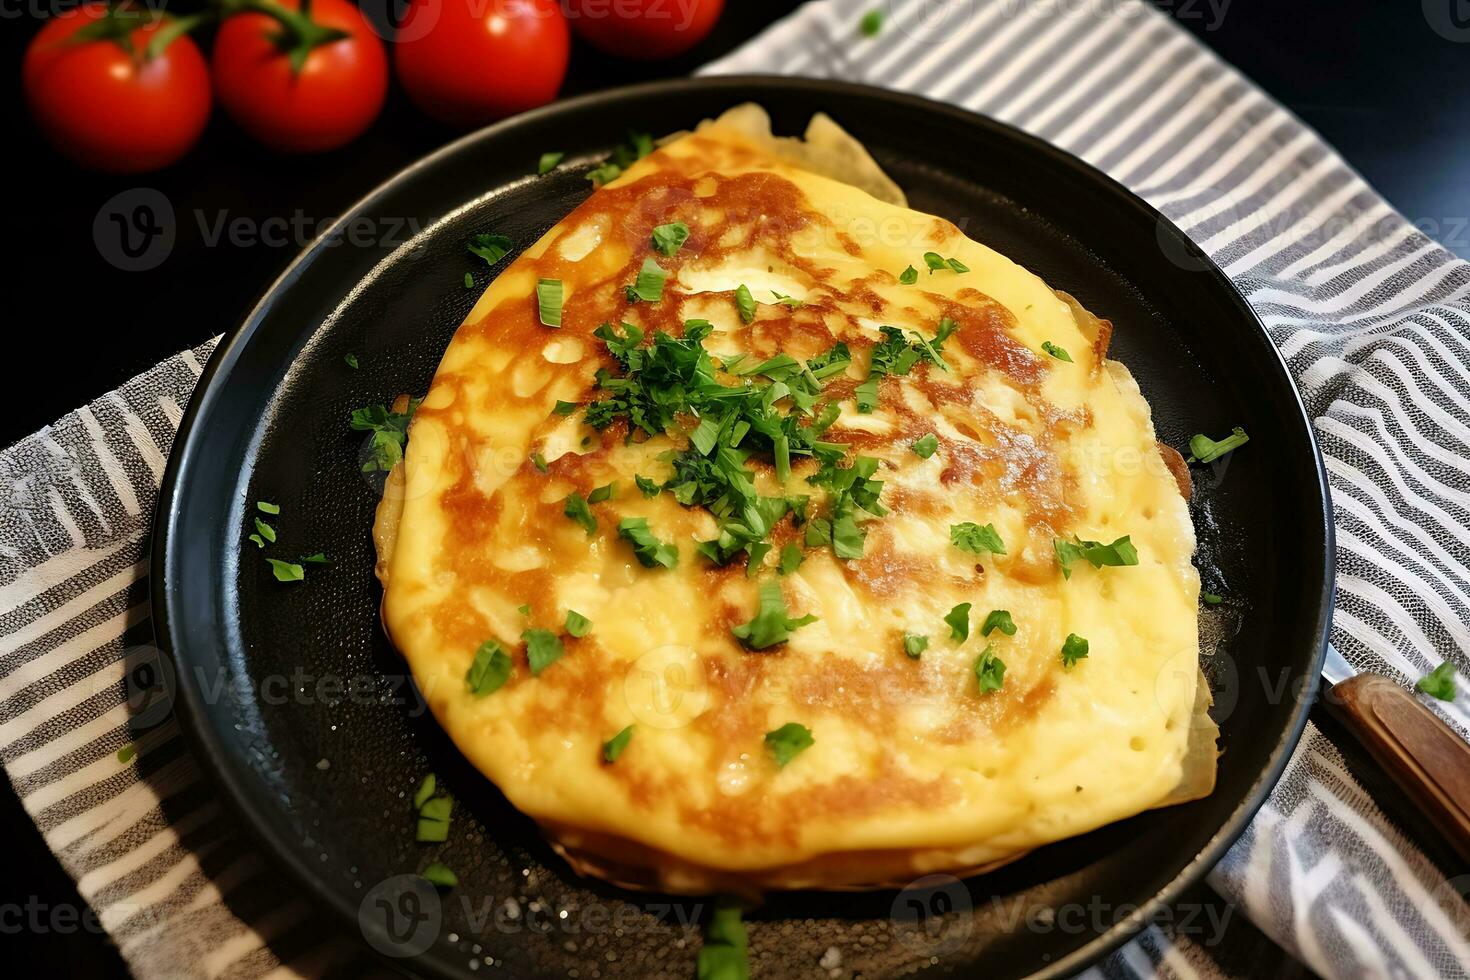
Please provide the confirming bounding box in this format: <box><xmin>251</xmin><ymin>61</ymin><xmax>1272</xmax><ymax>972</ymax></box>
<box><xmin>373</xmin><ymin>105</ymin><xmax>1216</xmax><ymax>893</ymax></box>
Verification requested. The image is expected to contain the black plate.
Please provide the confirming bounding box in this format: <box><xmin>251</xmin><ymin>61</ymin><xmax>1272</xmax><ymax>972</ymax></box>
<box><xmin>153</xmin><ymin>76</ymin><xmax>1333</xmax><ymax>979</ymax></box>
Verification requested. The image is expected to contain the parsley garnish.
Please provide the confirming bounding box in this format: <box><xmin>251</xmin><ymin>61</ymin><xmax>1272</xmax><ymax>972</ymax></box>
<box><xmin>421</xmin><ymin>863</ymin><xmax>457</xmax><ymax>889</ymax></box>
<box><xmin>1187</xmin><ymin>427</ymin><xmax>1249</xmax><ymax>463</ymax></box>
<box><xmin>732</xmin><ymin>580</ymin><xmax>816</xmax><ymax>649</ymax></box>
<box><xmin>588</xmin><ymin>481</ymin><xmax>616</xmax><ymax>503</ymax></box>
<box><xmin>626</xmin><ymin>257</ymin><xmax>667</xmax><ymax>303</ymax></box>
<box><xmin>1054</xmin><ymin>535</ymin><xmax>1139</xmax><ymax>578</ymax></box>
<box><xmin>903</xmin><ymin>633</ymin><xmax>928</xmax><ymax>658</ymax></box>
<box><xmin>1061</xmin><ymin>633</ymin><xmax>1089</xmax><ymax>668</ymax></box>
<box><xmin>779</xmin><ymin>542</ymin><xmax>804</xmax><ymax>575</ymax></box>
<box><xmin>463</xmin><ymin>272</ymin><xmax>474</xmax><ymax>289</ymax></box>
<box><xmin>350</xmin><ymin>400</ymin><xmax>419</xmax><ymax>473</ymax></box>
<box><xmin>635</xmin><ymin>474</ymin><xmax>661</xmax><ymax>497</ymax></box>
<box><xmin>537</xmin><ymin>278</ymin><xmax>564</xmax><ymax>327</ymax></box>
<box><xmin>538</xmin><ymin>151</ymin><xmax>564</xmax><ymax>175</ymax></box>
<box><xmin>1041</xmin><ymin>341</ymin><xmax>1072</xmax><ymax>362</ymax></box>
<box><xmin>859</xmin><ymin>8</ymin><xmax>883</xmax><ymax>36</ymax></box>
<box><xmin>770</xmin><ymin>290</ymin><xmax>803</xmax><ymax>309</ymax></box>
<box><xmin>981</xmin><ymin>609</ymin><xmax>1016</xmax><ymax>637</ymax></box>
<box><xmin>531</xmin><ymin>451</ymin><xmax>548</xmax><ymax>473</ymax></box>
<box><xmin>586</xmin><ymin>129</ymin><xmax>653</xmax><ymax>187</ymax></box>
<box><xmin>974</xmin><ymin>647</ymin><xmax>1006</xmax><ymax>692</ymax></box>
<box><xmin>467</xmin><ymin>640</ymin><xmax>513</xmax><ymax>695</ymax></box>
<box><xmin>651</xmin><ymin>221</ymin><xmax>690</xmax><ymax>257</ymax></box>
<box><xmin>602</xmin><ymin>725</ymin><xmax>634</xmax><ymax>763</ymax></box>
<box><xmin>617</xmin><ymin>517</ymin><xmax>679</xmax><ymax>569</ymax></box>
<box><xmin>923</xmin><ymin>252</ymin><xmax>968</xmax><ymax>274</ymax></box>
<box><xmin>697</xmin><ymin>901</ymin><xmax>749</xmax><ymax>980</ymax></box>
<box><xmin>945</xmin><ymin>602</ymin><xmax>972</xmax><ymax>643</ymax></box>
<box><xmin>898</xmin><ymin>264</ymin><xmax>918</xmax><ymax>284</ymax></box>
<box><xmin>951</xmin><ymin>522</ymin><xmax>1006</xmax><ymax>556</ymax></box>
<box><xmin>1417</xmin><ymin>662</ymin><xmax>1458</xmax><ymax>701</ymax></box>
<box><xmin>856</xmin><ymin>322</ymin><xmax>954</xmax><ymax>413</ymax></box>
<box><xmin>1202</xmin><ymin>591</ymin><xmax>1223</xmax><ymax>605</ymax></box>
<box><xmin>413</xmin><ymin>774</ymin><xmax>436</xmax><ymax>810</ymax></box>
<box><xmin>267</xmin><ymin>559</ymin><xmax>304</xmax><ymax>582</ymax></box>
<box><xmin>523</xmin><ymin>628</ymin><xmax>565</xmax><ymax>676</ymax></box>
<box><xmin>344</xmin><ymin>352</ymin><xmax>359</xmax><ymax>369</ymax></box>
<box><xmin>254</xmin><ymin>517</ymin><xmax>277</xmax><ymax>544</ymax></box>
<box><xmin>565</xmin><ymin>610</ymin><xmax>592</xmax><ymax>637</ymax></box>
<box><xmin>553</xmin><ymin>400</ymin><xmax>577</xmax><ymax>416</ymax></box>
<box><xmin>564</xmin><ymin>492</ymin><xmax>596</xmax><ymax>535</ymax></box>
<box><xmin>416</xmin><ymin>793</ymin><xmax>451</xmax><ymax>843</ymax></box>
<box><xmin>735</xmin><ymin>284</ymin><xmax>756</xmax><ymax>323</ymax></box>
<box><xmin>911</xmin><ymin>433</ymin><xmax>939</xmax><ymax>458</ymax></box>
<box><xmin>764</xmin><ymin>722</ymin><xmax>814</xmax><ymax>767</ymax></box>
<box><xmin>468</xmin><ymin>233</ymin><xmax>512</xmax><ymax>266</ymax></box>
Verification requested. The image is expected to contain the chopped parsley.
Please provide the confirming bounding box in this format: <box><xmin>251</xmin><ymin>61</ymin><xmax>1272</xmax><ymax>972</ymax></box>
<box><xmin>421</xmin><ymin>863</ymin><xmax>458</xmax><ymax>889</ymax></box>
<box><xmin>1187</xmin><ymin>427</ymin><xmax>1250</xmax><ymax>463</ymax></box>
<box><xmin>344</xmin><ymin>352</ymin><xmax>359</xmax><ymax>369</ymax></box>
<box><xmin>859</xmin><ymin>8</ymin><xmax>883</xmax><ymax>36</ymax></box>
<box><xmin>588</xmin><ymin>481</ymin><xmax>616</xmax><ymax>503</ymax></box>
<box><xmin>253</xmin><ymin>517</ymin><xmax>276</xmax><ymax>544</ymax></box>
<box><xmin>651</xmin><ymin>221</ymin><xmax>690</xmax><ymax>257</ymax></box>
<box><xmin>981</xmin><ymin>609</ymin><xmax>1017</xmax><ymax>637</ymax></box>
<box><xmin>945</xmin><ymin>602</ymin><xmax>972</xmax><ymax>643</ymax></box>
<box><xmin>538</xmin><ymin>151</ymin><xmax>565</xmax><ymax>175</ymax></box>
<box><xmin>300</xmin><ymin>552</ymin><xmax>329</xmax><ymax>564</ymax></box>
<box><xmin>697</xmin><ymin>901</ymin><xmax>749</xmax><ymax>980</ymax></box>
<box><xmin>770</xmin><ymin>290</ymin><xmax>803</xmax><ymax>309</ymax></box>
<box><xmin>923</xmin><ymin>251</ymin><xmax>969</xmax><ymax>274</ymax></box>
<box><xmin>553</xmin><ymin>400</ymin><xmax>578</xmax><ymax>416</ymax></box>
<box><xmin>466</xmin><ymin>640</ymin><xmax>513</xmax><ymax>695</ymax></box>
<box><xmin>911</xmin><ymin>433</ymin><xmax>939</xmax><ymax>458</ymax></box>
<box><xmin>856</xmin><ymin>321</ymin><xmax>955</xmax><ymax>413</ymax></box>
<box><xmin>903</xmin><ymin>633</ymin><xmax>928</xmax><ymax>658</ymax></box>
<box><xmin>1061</xmin><ymin>633</ymin><xmax>1089</xmax><ymax>668</ymax></box>
<box><xmin>1202</xmin><ymin>591</ymin><xmax>1223</xmax><ymax>605</ymax></box>
<box><xmin>586</xmin><ymin>129</ymin><xmax>653</xmax><ymax>187</ymax></box>
<box><xmin>635</xmin><ymin>474</ymin><xmax>661</xmax><ymax>497</ymax></box>
<box><xmin>602</xmin><ymin>725</ymin><xmax>634</xmax><ymax>763</ymax></box>
<box><xmin>523</xmin><ymin>628</ymin><xmax>565</xmax><ymax>676</ymax></box>
<box><xmin>898</xmin><ymin>264</ymin><xmax>918</xmax><ymax>284</ymax></box>
<box><xmin>563</xmin><ymin>492</ymin><xmax>597</xmax><ymax>535</ymax></box>
<box><xmin>1054</xmin><ymin>535</ymin><xmax>1139</xmax><ymax>578</ymax></box>
<box><xmin>350</xmin><ymin>400</ymin><xmax>419</xmax><ymax>472</ymax></box>
<box><xmin>735</xmin><ymin>284</ymin><xmax>756</xmax><ymax>323</ymax></box>
<box><xmin>1041</xmin><ymin>341</ymin><xmax>1072</xmax><ymax>362</ymax></box>
<box><xmin>468</xmin><ymin>233</ymin><xmax>512</xmax><ymax>266</ymax></box>
<box><xmin>617</xmin><ymin>517</ymin><xmax>679</xmax><ymax>569</ymax></box>
<box><xmin>412</xmin><ymin>774</ymin><xmax>436</xmax><ymax>810</ymax></box>
<box><xmin>531</xmin><ymin>451</ymin><xmax>548</xmax><ymax>473</ymax></box>
<box><xmin>117</xmin><ymin>744</ymin><xmax>135</xmax><ymax>764</ymax></box>
<box><xmin>764</xmin><ymin>722</ymin><xmax>814</xmax><ymax>767</ymax></box>
<box><xmin>626</xmin><ymin>257</ymin><xmax>668</xmax><ymax>303</ymax></box>
<box><xmin>463</xmin><ymin>272</ymin><xmax>474</xmax><ymax>289</ymax></box>
<box><xmin>565</xmin><ymin>610</ymin><xmax>592</xmax><ymax>638</ymax></box>
<box><xmin>732</xmin><ymin>580</ymin><xmax>817</xmax><ymax>650</ymax></box>
<box><xmin>267</xmin><ymin>559</ymin><xmax>304</xmax><ymax>583</ymax></box>
<box><xmin>951</xmin><ymin>522</ymin><xmax>1006</xmax><ymax>556</ymax></box>
<box><xmin>416</xmin><ymin>793</ymin><xmax>451</xmax><ymax>843</ymax></box>
<box><xmin>1417</xmin><ymin>662</ymin><xmax>1458</xmax><ymax>701</ymax></box>
<box><xmin>974</xmin><ymin>647</ymin><xmax>1006</xmax><ymax>693</ymax></box>
<box><xmin>778</xmin><ymin>542</ymin><xmax>804</xmax><ymax>575</ymax></box>
<box><xmin>536</xmin><ymin>278</ymin><xmax>564</xmax><ymax>327</ymax></box>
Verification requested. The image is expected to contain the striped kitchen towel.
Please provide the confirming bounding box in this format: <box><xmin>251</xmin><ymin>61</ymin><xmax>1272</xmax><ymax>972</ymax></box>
<box><xmin>4</xmin><ymin>0</ymin><xmax>1470</xmax><ymax>976</ymax></box>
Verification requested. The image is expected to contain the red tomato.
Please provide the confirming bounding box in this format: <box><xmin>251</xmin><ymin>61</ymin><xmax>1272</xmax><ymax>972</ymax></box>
<box><xmin>212</xmin><ymin>0</ymin><xmax>388</xmax><ymax>153</ymax></box>
<box><xmin>394</xmin><ymin>0</ymin><xmax>570</xmax><ymax>128</ymax></box>
<box><xmin>22</xmin><ymin>4</ymin><xmax>211</xmax><ymax>173</ymax></box>
<box><xmin>566</xmin><ymin>0</ymin><xmax>723</xmax><ymax>59</ymax></box>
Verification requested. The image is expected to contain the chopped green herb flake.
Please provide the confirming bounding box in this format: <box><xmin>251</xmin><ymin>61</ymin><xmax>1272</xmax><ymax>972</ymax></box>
<box><xmin>248</xmin><ymin>534</ymin><xmax>265</xmax><ymax>549</ymax></box>
<box><xmin>523</xmin><ymin>628</ymin><xmax>565</xmax><ymax>676</ymax></box>
<box><xmin>350</xmin><ymin>400</ymin><xmax>419</xmax><ymax>473</ymax></box>
<box><xmin>1201</xmin><ymin>591</ymin><xmax>1223</xmax><ymax>605</ymax></box>
<box><xmin>300</xmin><ymin>552</ymin><xmax>329</xmax><ymax>565</ymax></box>
<box><xmin>467</xmin><ymin>233</ymin><xmax>512</xmax><ymax>266</ymax></box>
<box><xmin>617</xmin><ymin>517</ymin><xmax>679</xmax><ymax>569</ymax></box>
<box><xmin>859</xmin><ymin>8</ymin><xmax>883</xmax><ymax>36</ymax></box>
<box><xmin>697</xmin><ymin>902</ymin><xmax>749</xmax><ymax>980</ymax></box>
<box><xmin>517</xmin><ymin>604</ymin><xmax>531</xmax><ymax>616</ymax></box>
<box><xmin>421</xmin><ymin>863</ymin><xmax>458</xmax><ymax>888</ymax></box>
<box><xmin>463</xmin><ymin>272</ymin><xmax>474</xmax><ymax>289</ymax></box>
<box><xmin>923</xmin><ymin>251</ymin><xmax>968</xmax><ymax>274</ymax></box>
<box><xmin>565</xmin><ymin>610</ymin><xmax>592</xmax><ymax>638</ymax></box>
<box><xmin>945</xmin><ymin>602</ymin><xmax>972</xmax><ymax>643</ymax></box>
<box><xmin>911</xmin><ymin>433</ymin><xmax>939</xmax><ymax>458</ymax></box>
<box><xmin>626</xmin><ymin>257</ymin><xmax>668</xmax><ymax>303</ymax></box>
<box><xmin>770</xmin><ymin>290</ymin><xmax>803</xmax><ymax>309</ymax></box>
<box><xmin>764</xmin><ymin>722</ymin><xmax>814</xmax><ymax>767</ymax></box>
<box><xmin>903</xmin><ymin>634</ymin><xmax>928</xmax><ymax>659</ymax></box>
<box><xmin>588</xmin><ymin>481</ymin><xmax>616</xmax><ymax>504</ymax></box>
<box><xmin>974</xmin><ymin>647</ymin><xmax>1006</xmax><ymax>693</ymax></box>
<box><xmin>951</xmin><ymin>522</ymin><xmax>1006</xmax><ymax>556</ymax></box>
<box><xmin>538</xmin><ymin>151</ymin><xmax>565</xmax><ymax>175</ymax></box>
<box><xmin>1417</xmin><ymin>662</ymin><xmax>1458</xmax><ymax>701</ymax></box>
<box><xmin>1054</xmin><ymin>535</ymin><xmax>1139</xmax><ymax>578</ymax></box>
<box><xmin>779</xmin><ymin>542</ymin><xmax>804</xmax><ymax>576</ymax></box>
<box><xmin>267</xmin><ymin>559</ymin><xmax>304</xmax><ymax>583</ymax></box>
<box><xmin>415</xmin><ymin>794</ymin><xmax>451</xmax><ymax>842</ymax></box>
<box><xmin>1041</xmin><ymin>341</ymin><xmax>1073</xmax><ymax>362</ymax></box>
<box><xmin>651</xmin><ymin>221</ymin><xmax>690</xmax><ymax>257</ymax></box>
<box><xmin>732</xmin><ymin>580</ymin><xmax>817</xmax><ymax>650</ymax></box>
<box><xmin>537</xmin><ymin>278</ymin><xmax>564</xmax><ymax>327</ymax></box>
<box><xmin>898</xmin><ymin>264</ymin><xmax>918</xmax><ymax>284</ymax></box>
<box><xmin>635</xmin><ymin>474</ymin><xmax>661</xmax><ymax>497</ymax></box>
<box><xmin>256</xmin><ymin>500</ymin><xmax>280</xmax><ymax>515</ymax></box>
<box><xmin>412</xmin><ymin>774</ymin><xmax>436</xmax><ymax>810</ymax></box>
<box><xmin>735</xmin><ymin>284</ymin><xmax>756</xmax><ymax>323</ymax></box>
<box><xmin>1187</xmin><ymin>427</ymin><xmax>1250</xmax><ymax>464</ymax></box>
<box><xmin>117</xmin><ymin>744</ymin><xmax>136</xmax><ymax>764</ymax></box>
<box><xmin>602</xmin><ymin>725</ymin><xmax>634</xmax><ymax>763</ymax></box>
<box><xmin>344</xmin><ymin>351</ymin><xmax>360</xmax><ymax>368</ymax></box>
<box><xmin>467</xmin><ymin>640</ymin><xmax>513</xmax><ymax>695</ymax></box>
<box><xmin>254</xmin><ymin>517</ymin><xmax>276</xmax><ymax>543</ymax></box>
<box><xmin>981</xmin><ymin>609</ymin><xmax>1017</xmax><ymax>637</ymax></box>
<box><xmin>1061</xmin><ymin>633</ymin><xmax>1089</xmax><ymax>669</ymax></box>
<box><xmin>563</xmin><ymin>492</ymin><xmax>596</xmax><ymax>534</ymax></box>
<box><xmin>553</xmin><ymin>400</ymin><xmax>577</xmax><ymax>416</ymax></box>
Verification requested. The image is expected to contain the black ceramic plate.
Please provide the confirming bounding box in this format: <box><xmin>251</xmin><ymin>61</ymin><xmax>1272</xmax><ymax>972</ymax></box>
<box><xmin>153</xmin><ymin>76</ymin><xmax>1333</xmax><ymax>979</ymax></box>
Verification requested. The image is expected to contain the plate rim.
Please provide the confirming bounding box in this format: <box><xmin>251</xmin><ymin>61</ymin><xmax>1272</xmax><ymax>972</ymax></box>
<box><xmin>152</xmin><ymin>73</ymin><xmax>1335</xmax><ymax>979</ymax></box>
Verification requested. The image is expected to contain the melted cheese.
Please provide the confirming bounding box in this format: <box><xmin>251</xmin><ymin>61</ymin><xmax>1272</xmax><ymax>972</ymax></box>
<box><xmin>379</xmin><ymin>108</ymin><xmax>1208</xmax><ymax>890</ymax></box>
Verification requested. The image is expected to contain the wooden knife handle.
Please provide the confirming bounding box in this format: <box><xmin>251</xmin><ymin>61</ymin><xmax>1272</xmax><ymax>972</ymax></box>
<box><xmin>1326</xmin><ymin>672</ymin><xmax>1470</xmax><ymax>863</ymax></box>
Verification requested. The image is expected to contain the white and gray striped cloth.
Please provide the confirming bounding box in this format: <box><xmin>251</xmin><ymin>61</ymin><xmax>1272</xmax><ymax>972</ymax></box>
<box><xmin>4</xmin><ymin>0</ymin><xmax>1469</xmax><ymax>976</ymax></box>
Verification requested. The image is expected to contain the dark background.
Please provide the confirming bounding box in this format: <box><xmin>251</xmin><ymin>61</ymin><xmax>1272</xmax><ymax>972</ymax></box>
<box><xmin>3</xmin><ymin>0</ymin><xmax>1467</xmax><ymax>974</ymax></box>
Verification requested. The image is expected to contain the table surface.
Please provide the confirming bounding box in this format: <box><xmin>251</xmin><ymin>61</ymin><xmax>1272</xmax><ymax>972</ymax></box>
<box><xmin>3</xmin><ymin>1</ymin><xmax>1466</xmax><ymax>974</ymax></box>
